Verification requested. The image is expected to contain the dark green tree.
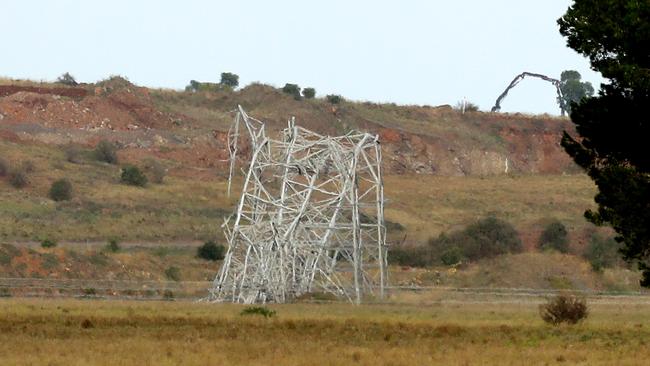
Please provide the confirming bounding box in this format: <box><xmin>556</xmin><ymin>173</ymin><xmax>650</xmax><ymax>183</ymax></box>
<box><xmin>220</xmin><ymin>72</ymin><xmax>239</xmax><ymax>88</ymax></box>
<box><xmin>559</xmin><ymin>70</ymin><xmax>594</xmax><ymax>114</ymax></box>
<box><xmin>49</xmin><ymin>179</ymin><xmax>73</xmax><ymax>201</ymax></box>
<box><xmin>120</xmin><ymin>165</ymin><xmax>148</xmax><ymax>187</ymax></box>
<box><xmin>282</xmin><ymin>83</ymin><xmax>302</xmax><ymax>100</ymax></box>
<box><xmin>558</xmin><ymin>0</ymin><xmax>650</xmax><ymax>285</ymax></box>
<box><xmin>538</xmin><ymin>220</ymin><xmax>569</xmax><ymax>253</ymax></box>
<box><xmin>302</xmin><ymin>87</ymin><xmax>316</xmax><ymax>99</ymax></box>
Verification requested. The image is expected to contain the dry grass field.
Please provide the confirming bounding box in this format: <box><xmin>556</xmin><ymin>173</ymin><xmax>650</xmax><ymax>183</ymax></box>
<box><xmin>0</xmin><ymin>298</ymin><xmax>649</xmax><ymax>365</ymax></box>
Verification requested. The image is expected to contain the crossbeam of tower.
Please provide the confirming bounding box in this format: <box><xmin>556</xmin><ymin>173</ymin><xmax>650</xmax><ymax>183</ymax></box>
<box><xmin>208</xmin><ymin>106</ymin><xmax>387</xmax><ymax>304</ymax></box>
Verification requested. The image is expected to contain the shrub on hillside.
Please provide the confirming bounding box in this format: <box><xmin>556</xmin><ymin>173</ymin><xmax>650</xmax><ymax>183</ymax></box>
<box><xmin>282</xmin><ymin>83</ymin><xmax>302</xmax><ymax>100</ymax></box>
<box><xmin>164</xmin><ymin>266</ymin><xmax>181</xmax><ymax>281</ymax></box>
<box><xmin>94</xmin><ymin>140</ymin><xmax>118</xmax><ymax>164</ymax></box>
<box><xmin>49</xmin><ymin>179</ymin><xmax>73</xmax><ymax>201</ymax></box>
<box><xmin>390</xmin><ymin>216</ymin><xmax>522</xmax><ymax>267</ymax></box>
<box><xmin>220</xmin><ymin>72</ymin><xmax>239</xmax><ymax>88</ymax></box>
<box><xmin>538</xmin><ymin>220</ymin><xmax>569</xmax><ymax>253</ymax></box>
<box><xmin>197</xmin><ymin>240</ymin><xmax>225</xmax><ymax>261</ymax></box>
<box><xmin>539</xmin><ymin>293</ymin><xmax>588</xmax><ymax>325</ymax></box>
<box><xmin>302</xmin><ymin>87</ymin><xmax>316</xmax><ymax>99</ymax></box>
<box><xmin>120</xmin><ymin>165</ymin><xmax>148</xmax><ymax>187</ymax></box>
<box><xmin>57</xmin><ymin>72</ymin><xmax>78</xmax><ymax>86</ymax></box>
<box><xmin>446</xmin><ymin>216</ymin><xmax>522</xmax><ymax>261</ymax></box>
<box><xmin>584</xmin><ymin>233</ymin><xmax>622</xmax><ymax>271</ymax></box>
<box><xmin>326</xmin><ymin>94</ymin><xmax>343</xmax><ymax>104</ymax></box>
<box><xmin>143</xmin><ymin>158</ymin><xmax>166</xmax><ymax>184</ymax></box>
<box><xmin>8</xmin><ymin>167</ymin><xmax>29</xmax><ymax>189</ymax></box>
<box><xmin>105</xmin><ymin>238</ymin><xmax>120</xmax><ymax>253</ymax></box>
<box><xmin>41</xmin><ymin>239</ymin><xmax>57</xmax><ymax>248</ymax></box>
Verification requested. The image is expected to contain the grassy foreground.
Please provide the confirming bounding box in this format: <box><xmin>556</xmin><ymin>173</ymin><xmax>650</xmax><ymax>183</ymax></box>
<box><xmin>0</xmin><ymin>298</ymin><xmax>648</xmax><ymax>365</ymax></box>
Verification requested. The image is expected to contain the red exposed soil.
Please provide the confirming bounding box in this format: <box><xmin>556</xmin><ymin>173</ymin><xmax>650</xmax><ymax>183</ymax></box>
<box><xmin>0</xmin><ymin>85</ymin><xmax>88</xmax><ymax>99</ymax></box>
<box><xmin>0</xmin><ymin>82</ymin><xmax>181</xmax><ymax>131</ymax></box>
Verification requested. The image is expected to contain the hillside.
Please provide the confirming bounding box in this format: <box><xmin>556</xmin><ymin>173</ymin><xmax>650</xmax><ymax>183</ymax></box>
<box><xmin>0</xmin><ymin>76</ymin><xmax>595</xmax><ymax>242</ymax></box>
<box><xmin>0</xmin><ymin>76</ymin><xmax>638</xmax><ymax>292</ymax></box>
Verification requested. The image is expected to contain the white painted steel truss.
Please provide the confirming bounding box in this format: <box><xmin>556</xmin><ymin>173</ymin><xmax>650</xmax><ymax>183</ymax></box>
<box><xmin>208</xmin><ymin>106</ymin><xmax>387</xmax><ymax>304</ymax></box>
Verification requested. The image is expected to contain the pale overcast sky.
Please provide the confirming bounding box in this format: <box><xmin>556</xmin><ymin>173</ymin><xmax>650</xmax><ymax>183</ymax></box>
<box><xmin>4</xmin><ymin>0</ymin><xmax>603</xmax><ymax>115</ymax></box>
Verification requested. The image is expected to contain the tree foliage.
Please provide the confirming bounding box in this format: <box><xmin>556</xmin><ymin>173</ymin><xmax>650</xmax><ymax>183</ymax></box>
<box><xmin>538</xmin><ymin>220</ymin><xmax>569</xmax><ymax>253</ymax></box>
<box><xmin>197</xmin><ymin>240</ymin><xmax>225</xmax><ymax>261</ymax></box>
<box><xmin>282</xmin><ymin>83</ymin><xmax>302</xmax><ymax>100</ymax></box>
<box><xmin>120</xmin><ymin>165</ymin><xmax>148</xmax><ymax>187</ymax></box>
<box><xmin>390</xmin><ymin>216</ymin><xmax>522</xmax><ymax>267</ymax></box>
<box><xmin>302</xmin><ymin>87</ymin><xmax>316</xmax><ymax>99</ymax></box>
<box><xmin>49</xmin><ymin>179</ymin><xmax>73</xmax><ymax>201</ymax></box>
<box><xmin>558</xmin><ymin>0</ymin><xmax>650</xmax><ymax>285</ymax></box>
<box><xmin>220</xmin><ymin>72</ymin><xmax>239</xmax><ymax>88</ymax></box>
<box><xmin>559</xmin><ymin>70</ymin><xmax>594</xmax><ymax>114</ymax></box>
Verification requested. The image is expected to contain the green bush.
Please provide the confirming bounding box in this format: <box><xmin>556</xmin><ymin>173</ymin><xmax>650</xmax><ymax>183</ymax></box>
<box><xmin>584</xmin><ymin>233</ymin><xmax>622</xmax><ymax>271</ymax></box>
<box><xmin>41</xmin><ymin>239</ymin><xmax>57</xmax><ymax>248</ymax></box>
<box><xmin>164</xmin><ymin>266</ymin><xmax>181</xmax><ymax>281</ymax></box>
<box><xmin>240</xmin><ymin>306</ymin><xmax>276</xmax><ymax>318</ymax></box>
<box><xmin>120</xmin><ymin>165</ymin><xmax>148</xmax><ymax>187</ymax></box>
<box><xmin>282</xmin><ymin>83</ymin><xmax>302</xmax><ymax>100</ymax></box>
<box><xmin>49</xmin><ymin>179</ymin><xmax>73</xmax><ymax>201</ymax></box>
<box><xmin>390</xmin><ymin>216</ymin><xmax>522</xmax><ymax>267</ymax></box>
<box><xmin>538</xmin><ymin>220</ymin><xmax>569</xmax><ymax>253</ymax></box>
<box><xmin>105</xmin><ymin>238</ymin><xmax>120</xmax><ymax>253</ymax></box>
<box><xmin>539</xmin><ymin>293</ymin><xmax>588</xmax><ymax>325</ymax></box>
<box><xmin>302</xmin><ymin>87</ymin><xmax>316</xmax><ymax>99</ymax></box>
<box><xmin>94</xmin><ymin>140</ymin><xmax>118</xmax><ymax>164</ymax></box>
<box><xmin>326</xmin><ymin>94</ymin><xmax>343</xmax><ymax>104</ymax></box>
<box><xmin>197</xmin><ymin>240</ymin><xmax>226</xmax><ymax>261</ymax></box>
<box><xmin>220</xmin><ymin>72</ymin><xmax>239</xmax><ymax>88</ymax></box>
<box><xmin>440</xmin><ymin>246</ymin><xmax>464</xmax><ymax>266</ymax></box>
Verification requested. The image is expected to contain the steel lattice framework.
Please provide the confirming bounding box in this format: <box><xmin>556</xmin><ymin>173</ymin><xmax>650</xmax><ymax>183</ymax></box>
<box><xmin>208</xmin><ymin>106</ymin><xmax>387</xmax><ymax>304</ymax></box>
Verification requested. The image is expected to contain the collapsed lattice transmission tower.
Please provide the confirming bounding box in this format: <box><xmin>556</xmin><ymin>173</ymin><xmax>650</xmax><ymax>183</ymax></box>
<box><xmin>208</xmin><ymin>106</ymin><xmax>387</xmax><ymax>304</ymax></box>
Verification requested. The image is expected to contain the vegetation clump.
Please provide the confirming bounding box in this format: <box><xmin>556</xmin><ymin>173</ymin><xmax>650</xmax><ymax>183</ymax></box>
<box><xmin>326</xmin><ymin>94</ymin><xmax>342</xmax><ymax>104</ymax></box>
<box><xmin>302</xmin><ymin>87</ymin><xmax>316</xmax><ymax>99</ymax></box>
<box><xmin>282</xmin><ymin>83</ymin><xmax>302</xmax><ymax>100</ymax></box>
<box><xmin>94</xmin><ymin>140</ymin><xmax>118</xmax><ymax>164</ymax></box>
<box><xmin>584</xmin><ymin>233</ymin><xmax>622</xmax><ymax>271</ymax></box>
<box><xmin>40</xmin><ymin>239</ymin><xmax>57</xmax><ymax>248</ymax></box>
<box><xmin>558</xmin><ymin>0</ymin><xmax>650</xmax><ymax>286</ymax></box>
<box><xmin>538</xmin><ymin>220</ymin><xmax>569</xmax><ymax>253</ymax></box>
<box><xmin>197</xmin><ymin>240</ymin><xmax>225</xmax><ymax>261</ymax></box>
<box><xmin>105</xmin><ymin>238</ymin><xmax>120</xmax><ymax>253</ymax></box>
<box><xmin>539</xmin><ymin>293</ymin><xmax>588</xmax><ymax>325</ymax></box>
<box><xmin>164</xmin><ymin>266</ymin><xmax>181</xmax><ymax>281</ymax></box>
<box><xmin>390</xmin><ymin>216</ymin><xmax>522</xmax><ymax>267</ymax></box>
<box><xmin>220</xmin><ymin>72</ymin><xmax>239</xmax><ymax>88</ymax></box>
<box><xmin>49</xmin><ymin>179</ymin><xmax>73</xmax><ymax>201</ymax></box>
<box><xmin>120</xmin><ymin>165</ymin><xmax>148</xmax><ymax>187</ymax></box>
<box><xmin>240</xmin><ymin>306</ymin><xmax>276</xmax><ymax>318</ymax></box>
<box><xmin>8</xmin><ymin>167</ymin><xmax>29</xmax><ymax>189</ymax></box>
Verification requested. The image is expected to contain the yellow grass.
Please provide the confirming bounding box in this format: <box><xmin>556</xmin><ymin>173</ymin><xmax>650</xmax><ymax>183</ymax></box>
<box><xmin>0</xmin><ymin>298</ymin><xmax>648</xmax><ymax>365</ymax></box>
